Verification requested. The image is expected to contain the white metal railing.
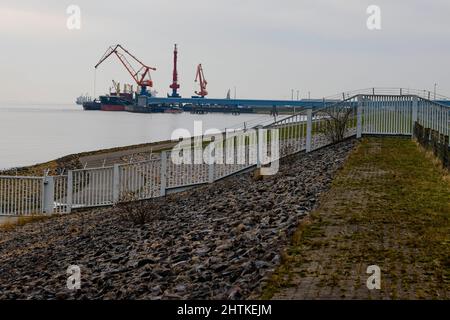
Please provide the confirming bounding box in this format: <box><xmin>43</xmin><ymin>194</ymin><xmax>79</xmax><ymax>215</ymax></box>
<box><xmin>118</xmin><ymin>159</ymin><xmax>161</xmax><ymax>200</ymax></box>
<box><xmin>358</xmin><ymin>95</ymin><xmax>450</xmax><ymax>142</ymax></box>
<box><xmin>323</xmin><ymin>87</ymin><xmax>450</xmax><ymax>102</ymax></box>
<box><xmin>266</xmin><ymin>95</ymin><xmax>359</xmax><ymax>154</ymax></box>
<box><xmin>360</xmin><ymin>95</ymin><xmax>414</xmax><ymax>135</ymax></box>
<box><xmin>0</xmin><ymin>176</ymin><xmax>44</xmax><ymax>216</ymax></box>
<box><xmin>213</xmin><ymin>129</ymin><xmax>257</xmax><ymax>181</ymax></box>
<box><xmin>417</xmin><ymin>98</ymin><xmax>450</xmax><ymax>139</ymax></box>
<box><xmin>165</xmin><ymin>149</ymin><xmax>210</xmax><ymax>189</ymax></box>
<box><xmin>1</xmin><ymin>93</ymin><xmax>449</xmax><ymax>216</ymax></box>
<box><xmin>69</xmin><ymin>166</ymin><xmax>115</xmax><ymax>208</ymax></box>
<box><xmin>54</xmin><ymin>175</ymin><xmax>68</xmax><ymax>214</ymax></box>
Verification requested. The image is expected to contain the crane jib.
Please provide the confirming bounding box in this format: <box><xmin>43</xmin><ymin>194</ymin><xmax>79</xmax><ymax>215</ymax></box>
<box><xmin>94</xmin><ymin>44</ymin><xmax>156</xmax><ymax>91</ymax></box>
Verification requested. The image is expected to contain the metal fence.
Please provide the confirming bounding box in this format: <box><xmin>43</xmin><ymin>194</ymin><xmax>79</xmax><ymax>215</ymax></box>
<box><xmin>266</xmin><ymin>95</ymin><xmax>358</xmax><ymax>154</ymax></box>
<box><xmin>1</xmin><ymin>94</ymin><xmax>449</xmax><ymax>216</ymax></box>
<box><xmin>70</xmin><ymin>166</ymin><xmax>115</xmax><ymax>209</ymax></box>
<box><xmin>360</xmin><ymin>95</ymin><xmax>414</xmax><ymax>135</ymax></box>
<box><xmin>0</xmin><ymin>176</ymin><xmax>44</xmax><ymax>215</ymax></box>
<box><xmin>417</xmin><ymin>98</ymin><xmax>450</xmax><ymax>139</ymax></box>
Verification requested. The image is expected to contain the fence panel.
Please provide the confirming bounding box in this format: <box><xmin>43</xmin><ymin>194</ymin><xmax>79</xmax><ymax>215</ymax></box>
<box><xmin>165</xmin><ymin>147</ymin><xmax>209</xmax><ymax>189</ymax></box>
<box><xmin>267</xmin><ymin>98</ymin><xmax>358</xmax><ymax>154</ymax></box>
<box><xmin>361</xmin><ymin>95</ymin><xmax>413</xmax><ymax>135</ymax></box>
<box><xmin>70</xmin><ymin>167</ymin><xmax>114</xmax><ymax>208</ymax></box>
<box><xmin>118</xmin><ymin>159</ymin><xmax>161</xmax><ymax>200</ymax></box>
<box><xmin>0</xmin><ymin>176</ymin><xmax>43</xmax><ymax>215</ymax></box>
<box><xmin>214</xmin><ymin>130</ymin><xmax>256</xmax><ymax>180</ymax></box>
<box><xmin>267</xmin><ymin>111</ymin><xmax>308</xmax><ymax>157</ymax></box>
<box><xmin>417</xmin><ymin>98</ymin><xmax>450</xmax><ymax>146</ymax></box>
<box><xmin>53</xmin><ymin>175</ymin><xmax>69</xmax><ymax>214</ymax></box>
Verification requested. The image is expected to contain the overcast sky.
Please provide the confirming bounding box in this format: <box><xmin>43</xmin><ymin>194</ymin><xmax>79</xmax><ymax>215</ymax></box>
<box><xmin>1</xmin><ymin>0</ymin><xmax>450</xmax><ymax>104</ymax></box>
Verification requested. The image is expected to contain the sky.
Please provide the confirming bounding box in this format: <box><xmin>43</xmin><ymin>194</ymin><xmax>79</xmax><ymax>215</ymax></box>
<box><xmin>1</xmin><ymin>0</ymin><xmax>450</xmax><ymax>104</ymax></box>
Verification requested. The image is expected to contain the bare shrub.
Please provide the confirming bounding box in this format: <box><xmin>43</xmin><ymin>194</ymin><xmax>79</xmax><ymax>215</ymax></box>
<box><xmin>318</xmin><ymin>105</ymin><xmax>355</xmax><ymax>143</ymax></box>
<box><xmin>115</xmin><ymin>192</ymin><xmax>161</xmax><ymax>225</ymax></box>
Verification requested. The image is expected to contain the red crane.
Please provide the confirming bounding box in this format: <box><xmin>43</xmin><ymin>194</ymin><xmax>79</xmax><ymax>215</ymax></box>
<box><xmin>95</xmin><ymin>44</ymin><xmax>156</xmax><ymax>96</ymax></box>
<box><xmin>169</xmin><ymin>44</ymin><xmax>180</xmax><ymax>97</ymax></box>
<box><xmin>195</xmin><ymin>64</ymin><xmax>208</xmax><ymax>98</ymax></box>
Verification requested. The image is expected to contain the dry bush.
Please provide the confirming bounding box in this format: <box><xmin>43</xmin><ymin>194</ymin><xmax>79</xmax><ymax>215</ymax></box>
<box><xmin>115</xmin><ymin>192</ymin><xmax>162</xmax><ymax>225</ymax></box>
<box><xmin>318</xmin><ymin>106</ymin><xmax>354</xmax><ymax>143</ymax></box>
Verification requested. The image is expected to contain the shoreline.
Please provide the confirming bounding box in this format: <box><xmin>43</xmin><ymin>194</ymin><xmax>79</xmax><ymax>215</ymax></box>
<box><xmin>0</xmin><ymin>138</ymin><xmax>177</xmax><ymax>177</ymax></box>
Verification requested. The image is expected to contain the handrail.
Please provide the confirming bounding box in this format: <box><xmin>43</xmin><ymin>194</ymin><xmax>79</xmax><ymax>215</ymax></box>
<box><xmin>266</xmin><ymin>93</ymin><xmax>450</xmax><ymax>128</ymax></box>
<box><xmin>322</xmin><ymin>87</ymin><xmax>450</xmax><ymax>102</ymax></box>
<box><xmin>416</xmin><ymin>96</ymin><xmax>450</xmax><ymax>109</ymax></box>
<box><xmin>216</xmin><ymin>88</ymin><xmax>450</xmax><ymax>132</ymax></box>
<box><xmin>265</xmin><ymin>94</ymin><xmax>360</xmax><ymax>127</ymax></box>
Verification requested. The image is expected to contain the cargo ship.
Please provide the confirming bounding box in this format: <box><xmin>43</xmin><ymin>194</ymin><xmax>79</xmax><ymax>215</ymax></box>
<box><xmin>99</xmin><ymin>81</ymin><xmax>134</xmax><ymax>111</ymax></box>
<box><xmin>164</xmin><ymin>106</ymin><xmax>183</xmax><ymax>113</ymax></box>
<box><xmin>100</xmin><ymin>95</ymin><xmax>133</xmax><ymax>111</ymax></box>
<box><xmin>82</xmin><ymin>99</ymin><xmax>101</xmax><ymax>110</ymax></box>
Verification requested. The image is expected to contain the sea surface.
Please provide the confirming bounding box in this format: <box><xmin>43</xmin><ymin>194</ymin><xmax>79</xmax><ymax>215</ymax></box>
<box><xmin>0</xmin><ymin>104</ymin><xmax>273</xmax><ymax>170</ymax></box>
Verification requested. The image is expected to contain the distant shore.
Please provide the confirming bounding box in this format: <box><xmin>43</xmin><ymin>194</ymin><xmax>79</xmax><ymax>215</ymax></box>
<box><xmin>0</xmin><ymin>138</ymin><xmax>177</xmax><ymax>177</ymax></box>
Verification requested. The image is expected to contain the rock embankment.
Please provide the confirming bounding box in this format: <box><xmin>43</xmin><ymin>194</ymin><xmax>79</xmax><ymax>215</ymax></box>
<box><xmin>0</xmin><ymin>139</ymin><xmax>355</xmax><ymax>299</ymax></box>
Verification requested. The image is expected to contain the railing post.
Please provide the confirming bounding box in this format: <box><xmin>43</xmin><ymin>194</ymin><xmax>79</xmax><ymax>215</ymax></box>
<box><xmin>67</xmin><ymin>170</ymin><xmax>73</xmax><ymax>213</ymax></box>
<box><xmin>256</xmin><ymin>125</ymin><xmax>262</xmax><ymax>168</ymax></box>
<box><xmin>412</xmin><ymin>96</ymin><xmax>418</xmax><ymax>138</ymax></box>
<box><xmin>306</xmin><ymin>108</ymin><xmax>312</xmax><ymax>153</ymax></box>
<box><xmin>357</xmin><ymin>95</ymin><xmax>363</xmax><ymax>138</ymax></box>
<box><xmin>42</xmin><ymin>176</ymin><xmax>54</xmax><ymax>214</ymax></box>
<box><xmin>208</xmin><ymin>164</ymin><xmax>215</xmax><ymax>183</ymax></box>
<box><xmin>208</xmin><ymin>152</ymin><xmax>215</xmax><ymax>183</ymax></box>
<box><xmin>113</xmin><ymin>164</ymin><xmax>120</xmax><ymax>203</ymax></box>
<box><xmin>160</xmin><ymin>151</ymin><xmax>167</xmax><ymax>196</ymax></box>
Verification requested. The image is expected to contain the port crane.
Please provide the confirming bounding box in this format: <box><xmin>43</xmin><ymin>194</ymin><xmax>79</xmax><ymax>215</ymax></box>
<box><xmin>194</xmin><ymin>64</ymin><xmax>208</xmax><ymax>98</ymax></box>
<box><xmin>169</xmin><ymin>44</ymin><xmax>180</xmax><ymax>97</ymax></box>
<box><xmin>95</xmin><ymin>44</ymin><xmax>156</xmax><ymax>96</ymax></box>
<box><xmin>110</xmin><ymin>80</ymin><xmax>120</xmax><ymax>94</ymax></box>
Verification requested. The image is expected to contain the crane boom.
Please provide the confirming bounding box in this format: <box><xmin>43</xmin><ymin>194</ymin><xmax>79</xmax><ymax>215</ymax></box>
<box><xmin>195</xmin><ymin>64</ymin><xmax>208</xmax><ymax>97</ymax></box>
<box><xmin>95</xmin><ymin>44</ymin><xmax>156</xmax><ymax>95</ymax></box>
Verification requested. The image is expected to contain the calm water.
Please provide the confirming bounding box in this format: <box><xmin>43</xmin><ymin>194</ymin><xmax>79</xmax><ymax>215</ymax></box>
<box><xmin>0</xmin><ymin>104</ymin><xmax>272</xmax><ymax>170</ymax></box>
